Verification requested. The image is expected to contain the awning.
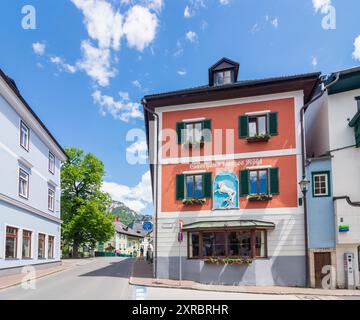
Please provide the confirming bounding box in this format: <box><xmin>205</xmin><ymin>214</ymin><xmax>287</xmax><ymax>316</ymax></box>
<box><xmin>182</xmin><ymin>220</ymin><xmax>275</xmax><ymax>231</ymax></box>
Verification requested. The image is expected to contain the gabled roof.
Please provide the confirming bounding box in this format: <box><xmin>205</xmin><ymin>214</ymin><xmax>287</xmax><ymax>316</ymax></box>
<box><xmin>0</xmin><ymin>68</ymin><xmax>68</xmax><ymax>160</ymax></box>
<box><xmin>327</xmin><ymin>66</ymin><xmax>360</xmax><ymax>95</ymax></box>
<box><xmin>114</xmin><ymin>221</ymin><xmax>144</xmax><ymax>238</ymax></box>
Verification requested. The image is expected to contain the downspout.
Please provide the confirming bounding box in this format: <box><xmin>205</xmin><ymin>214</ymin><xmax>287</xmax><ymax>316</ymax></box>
<box><xmin>300</xmin><ymin>72</ymin><xmax>340</xmax><ymax>287</ymax></box>
<box><xmin>142</xmin><ymin>98</ymin><xmax>159</xmax><ymax>279</ymax></box>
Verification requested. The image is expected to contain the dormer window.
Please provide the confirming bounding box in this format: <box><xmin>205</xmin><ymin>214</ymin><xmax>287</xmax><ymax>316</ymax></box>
<box><xmin>214</xmin><ymin>70</ymin><xmax>233</xmax><ymax>86</ymax></box>
<box><xmin>209</xmin><ymin>57</ymin><xmax>239</xmax><ymax>87</ymax></box>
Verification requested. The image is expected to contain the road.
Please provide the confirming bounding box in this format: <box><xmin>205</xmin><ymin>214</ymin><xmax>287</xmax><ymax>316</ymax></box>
<box><xmin>0</xmin><ymin>257</ymin><xmax>358</xmax><ymax>300</ymax></box>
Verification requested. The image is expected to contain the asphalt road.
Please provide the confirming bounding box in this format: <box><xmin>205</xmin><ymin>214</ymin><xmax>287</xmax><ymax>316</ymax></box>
<box><xmin>0</xmin><ymin>257</ymin><xmax>358</xmax><ymax>300</ymax></box>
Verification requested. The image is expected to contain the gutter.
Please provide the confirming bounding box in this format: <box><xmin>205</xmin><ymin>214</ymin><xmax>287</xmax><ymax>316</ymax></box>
<box><xmin>300</xmin><ymin>72</ymin><xmax>340</xmax><ymax>288</ymax></box>
<box><xmin>141</xmin><ymin>98</ymin><xmax>159</xmax><ymax>280</ymax></box>
<box><xmin>333</xmin><ymin>196</ymin><xmax>360</xmax><ymax>207</ymax></box>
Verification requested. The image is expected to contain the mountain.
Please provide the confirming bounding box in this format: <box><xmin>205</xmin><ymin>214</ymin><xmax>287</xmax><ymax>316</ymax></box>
<box><xmin>109</xmin><ymin>201</ymin><xmax>144</xmax><ymax>226</ymax></box>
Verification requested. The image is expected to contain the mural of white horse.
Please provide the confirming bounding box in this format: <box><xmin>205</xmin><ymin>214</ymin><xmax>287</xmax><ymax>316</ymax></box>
<box><xmin>215</xmin><ymin>181</ymin><xmax>236</xmax><ymax>208</ymax></box>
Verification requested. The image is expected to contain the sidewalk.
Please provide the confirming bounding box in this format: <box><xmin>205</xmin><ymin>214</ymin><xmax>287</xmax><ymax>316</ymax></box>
<box><xmin>130</xmin><ymin>258</ymin><xmax>360</xmax><ymax>297</ymax></box>
<box><xmin>0</xmin><ymin>258</ymin><xmax>95</xmax><ymax>290</ymax></box>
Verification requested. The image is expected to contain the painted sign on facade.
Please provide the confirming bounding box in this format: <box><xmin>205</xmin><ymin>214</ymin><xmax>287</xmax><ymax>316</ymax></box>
<box><xmin>213</xmin><ymin>172</ymin><xmax>239</xmax><ymax>209</ymax></box>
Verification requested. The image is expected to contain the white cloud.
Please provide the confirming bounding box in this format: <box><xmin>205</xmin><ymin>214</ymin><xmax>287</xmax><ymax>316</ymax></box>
<box><xmin>177</xmin><ymin>70</ymin><xmax>187</xmax><ymax>76</ymax></box>
<box><xmin>312</xmin><ymin>0</ymin><xmax>332</xmax><ymax>14</ymax></box>
<box><xmin>92</xmin><ymin>90</ymin><xmax>143</xmax><ymax>122</ymax></box>
<box><xmin>32</xmin><ymin>42</ymin><xmax>46</xmax><ymax>56</ymax></box>
<box><xmin>71</xmin><ymin>0</ymin><xmax>123</xmax><ymax>50</ymax></box>
<box><xmin>127</xmin><ymin>139</ymin><xmax>148</xmax><ymax>163</ymax></box>
<box><xmin>50</xmin><ymin>56</ymin><xmax>77</xmax><ymax>73</ymax></box>
<box><xmin>186</xmin><ymin>31</ymin><xmax>198</xmax><ymax>42</ymax></box>
<box><xmin>173</xmin><ymin>40</ymin><xmax>184</xmax><ymax>57</ymax></box>
<box><xmin>77</xmin><ymin>40</ymin><xmax>117</xmax><ymax>86</ymax></box>
<box><xmin>353</xmin><ymin>35</ymin><xmax>360</xmax><ymax>61</ymax></box>
<box><xmin>123</xmin><ymin>5</ymin><xmax>159</xmax><ymax>52</ymax></box>
<box><xmin>271</xmin><ymin>17</ymin><xmax>279</xmax><ymax>28</ymax></box>
<box><xmin>219</xmin><ymin>0</ymin><xmax>230</xmax><ymax>5</ymax></box>
<box><xmin>132</xmin><ymin>79</ymin><xmax>142</xmax><ymax>88</ymax></box>
<box><xmin>311</xmin><ymin>56</ymin><xmax>318</xmax><ymax>68</ymax></box>
<box><xmin>251</xmin><ymin>23</ymin><xmax>260</xmax><ymax>34</ymax></box>
<box><xmin>146</xmin><ymin>0</ymin><xmax>164</xmax><ymax>12</ymax></box>
<box><xmin>184</xmin><ymin>5</ymin><xmax>192</xmax><ymax>18</ymax></box>
<box><xmin>102</xmin><ymin>170</ymin><xmax>152</xmax><ymax>213</ymax></box>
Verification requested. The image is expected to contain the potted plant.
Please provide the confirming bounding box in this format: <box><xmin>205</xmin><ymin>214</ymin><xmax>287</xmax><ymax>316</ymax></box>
<box><xmin>204</xmin><ymin>257</ymin><xmax>253</xmax><ymax>266</ymax></box>
<box><xmin>246</xmin><ymin>134</ymin><xmax>271</xmax><ymax>143</ymax></box>
<box><xmin>182</xmin><ymin>198</ymin><xmax>206</xmax><ymax>206</ymax></box>
<box><xmin>248</xmin><ymin>194</ymin><xmax>273</xmax><ymax>202</ymax></box>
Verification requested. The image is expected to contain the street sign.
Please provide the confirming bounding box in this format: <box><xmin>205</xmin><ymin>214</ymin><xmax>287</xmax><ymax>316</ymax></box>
<box><xmin>178</xmin><ymin>219</ymin><xmax>184</xmax><ymax>243</ymax></box>
<box><xmin>143</xmin><ymin>221</ymin><xmax>153</xmax><ymax>232</ymax></box>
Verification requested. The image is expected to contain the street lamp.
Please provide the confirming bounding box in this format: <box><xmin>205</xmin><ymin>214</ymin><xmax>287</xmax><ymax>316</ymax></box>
<box><xmin>299</xmin><ymin>176</ymin><xmax>310</xmax><ymax>194</ymax></box>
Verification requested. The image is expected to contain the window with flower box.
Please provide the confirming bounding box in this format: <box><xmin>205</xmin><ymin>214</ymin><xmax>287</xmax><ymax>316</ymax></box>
<box><xmin>239</xmin><ymin>112</ymin><xmax>278</xmax><ymax>141</ymax></box>
<box><xmin>176</xmin><ymin>172</ymin><xmax>212</xmax><ymax>204</ymax></box>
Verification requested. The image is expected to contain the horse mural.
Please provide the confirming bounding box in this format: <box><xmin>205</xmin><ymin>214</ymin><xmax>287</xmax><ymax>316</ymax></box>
<box><xmin>213</xmin><ymin>173</ymin><xmax>239</xmax><ymax>209</ymax></box>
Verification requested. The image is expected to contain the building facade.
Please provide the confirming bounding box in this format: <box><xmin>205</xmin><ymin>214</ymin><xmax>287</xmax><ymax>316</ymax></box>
<box><xmin>0</xmin><ymin>70</ymin><xmax>67</xmax><ymax>275</ymax></box>
<box><xmin>305</xmin><ymin>67</ymin><xmax>360</xmax><ymax>289</ymax></box>
<box><xmin>144</xmin><ymin>58</ymin><xmax>320</xmax><ymax>286</ymax></box>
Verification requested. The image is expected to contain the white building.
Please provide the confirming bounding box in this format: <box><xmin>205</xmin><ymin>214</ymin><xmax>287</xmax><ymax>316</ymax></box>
<box><xmin>0</xmin><ymin>69</ymin><xmax>67</xmax><ymax>275</ymax></box>
<box><xmin>305</xmin><ymin>67</ymin><xmax>360</xmax><ymax>289</ymax></box>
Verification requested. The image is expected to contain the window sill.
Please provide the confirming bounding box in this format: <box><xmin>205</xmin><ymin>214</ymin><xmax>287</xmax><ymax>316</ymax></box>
<box><xmin>182</xmin><ymin>198</ymin><xmax>206</xmax><ymax>206</ymax></box>
<box><xmin>246</xmin><ymin>135</ymin><xmax>271</xmax><ymax>143</ymax></box>
<box><xmin>5</xmin><ymin>258</ymin><xmax>19</xmax><ymax>261</ymax></box>
<box><xmin>247</xmin><ymin>195</ymin><xmax>273</xmax><ymax>202</ymax></box>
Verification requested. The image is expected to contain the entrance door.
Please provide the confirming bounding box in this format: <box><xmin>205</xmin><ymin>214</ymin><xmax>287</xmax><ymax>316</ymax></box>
<box><xmin>314</xmin><ymin>252</ymin><xmax>331</xmax><ymax>288</ymax></box>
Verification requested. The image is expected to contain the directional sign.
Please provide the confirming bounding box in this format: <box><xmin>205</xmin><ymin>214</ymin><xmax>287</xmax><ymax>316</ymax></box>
<box><xmin>143</xmin><ymin>221</ymin><xmax>153</xmax><ymax>232</ymax></box>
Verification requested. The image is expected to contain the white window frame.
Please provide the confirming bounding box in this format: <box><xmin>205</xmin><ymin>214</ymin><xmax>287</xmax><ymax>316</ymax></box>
<box><xmin>49</xmin><ymin>151</ymin><xmax>55</xmax><ymax>175</ymax></box>
<box><xmin>184</xmin><ymin>121</ymin><xmax>203</xmax><ymax>144</ymax></box>
<box><xmin>313</xmin><ymin>173</ymin><xmax>329</xmax><ymax>197</ymax></box>
<box><xmin>19</xmin><ymin>168</ymin><xmax>29</xmax><ymax>199</ymax></box>
<box><xmin>48</xmin><ymin>188</ymin><xmax>55</xmax><ymax>212</ymax></box>
<box><xmin>20</xmin><ymin>120</ymin><xmax>30</xmax><ymax>151</ymax></box>
<box><xmin>214</xmin><ymin>70</ymin><xmax>233</xmax><ymax>86</ymax></box>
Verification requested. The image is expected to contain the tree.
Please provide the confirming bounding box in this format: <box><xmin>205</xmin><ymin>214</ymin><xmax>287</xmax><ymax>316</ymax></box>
<box><xmin>61</xmin><ymin>147</ymin><xmax>114</xmax><ymax>257</ymax></box>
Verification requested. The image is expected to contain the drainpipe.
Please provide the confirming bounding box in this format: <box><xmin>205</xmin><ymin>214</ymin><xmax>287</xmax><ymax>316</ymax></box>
<box><xmin>141</xmin><ymin>98</ymin><xmax>159</xmax><ymax>279</ymax></box>
<box><xmin>300</xmin><ymin>72</ymin><xmax>340</xmax><ymax>287</ymax></box>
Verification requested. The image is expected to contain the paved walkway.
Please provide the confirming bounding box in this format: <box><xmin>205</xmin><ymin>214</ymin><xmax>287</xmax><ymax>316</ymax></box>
<box><xmin>130</xmin><ymin>258</ymin><xmax>360</xmax><ymax>297</ymax></box>
<box><xmin>0</xmin><ymin>258</ymin><xmax>95</xmax><ymax>290</ymax></box>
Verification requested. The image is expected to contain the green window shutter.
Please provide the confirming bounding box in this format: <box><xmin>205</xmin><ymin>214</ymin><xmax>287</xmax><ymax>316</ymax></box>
<box><xmin>355</xmin><ymin>122</ymin><xmax>360</xmax><ymax>148</ymax></box>
<box><xmin>239</xmin><ymin>170</ymin><xmax>250</xmax><ymax>196</ymax></box>
<box><xmin>203</xmin><ymin>172</ymin><xmax>213</xmax><ymax>198</ymax></box>
<box><xmin>176</xmin><ymin>174</ymin><xmax>185</xmax><ymax>200</ymax></box>
<box><xmin>176</xmin><ymin>122</ymin><xmax>185</xmax><ymax>144</ymax></box>
<box><xmin>268</xmin><ymin>112</ymin><xmax>278</xmax><ymax>136</ymax></box>
<box><xmin>269</xmin><ymin>168</ymin><xmax>280</xmax><ymax>195</ymax></box>
<box><xmin>202</xmin><ymin>119</ymin><xmax>212</xmax><ymax>142</ymax></box>
<box><xmin>238</xmin><ymin>115</ymin><xmax>249</xmax><ymax>138</ymax></box>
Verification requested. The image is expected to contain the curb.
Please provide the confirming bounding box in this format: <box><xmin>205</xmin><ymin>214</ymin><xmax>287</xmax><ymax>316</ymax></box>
<box><xmin>129</xmin><ymin>277</ymin><xmax>360</xmax><ymax>297</ymax></box>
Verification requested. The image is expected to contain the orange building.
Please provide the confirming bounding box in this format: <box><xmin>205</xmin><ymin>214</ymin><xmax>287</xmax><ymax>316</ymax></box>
<box><xmin>143</xmin><ymin>58</ymin><xmax>320</xmax><ymax>286</ymax></box>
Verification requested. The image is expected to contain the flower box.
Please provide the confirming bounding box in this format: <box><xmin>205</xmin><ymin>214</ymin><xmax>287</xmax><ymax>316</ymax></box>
<box><xmin>204</xmin><ymin>257</ymin><xmax>253</xmax><ymax>266</ymax></box>
<box><xmin>182</xmin><ymin>198</ymin><xmax>206</xmax><ymax>206</ymax></box>
<box><xmin>246</xmin><ymin>134</ymin><xmax>271</xmax><ymax>143</ymax></box>
<box><xmin>248</xmin><ymin>194</ymin><xmax>273</xmax><ymax>202</ymax></box>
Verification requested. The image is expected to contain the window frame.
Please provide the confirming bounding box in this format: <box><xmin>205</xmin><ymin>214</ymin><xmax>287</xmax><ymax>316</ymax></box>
<box><xmin>184</xmin><ymin>121</ymin><xmax>203</xmax><ymax>144</ymax></box>
<box><xmin>48</xmin><ymin>188</ymin><xmax>55</xmax><ymax>212</ymax></box>
<box><xmin>19</xmin><ymin>120</ymin><xmax>30</xmax><ymax>151</ymax></box>
<box><xmin>312</xmin><ymin>171</ymin><xmax>331</xmax><ymax>198</ymax></box>
<box><xmin>248</xmin><ymin>114</ymin><xmax>268</xmax><ymax>137</ymax></box>
<box><xmin>5</xmin><ymin>226</ymin><xmax>19</xmax><ymax>259</ymax></box>
<box><xmin>18</xmin><ymin>168</ymin><xmax>30</xmax><ymax>200</ymax></box>
<box><xmin>187</xmin><ymin>228</ymin><xmax>268</xmax><ymax>260</ymax></box>
<box><xmin>48</xmin><ymin>151</ymin><xmax>55</xmax><ymax>175</ymax></box>
<box><xmin>213</xmin><ymin>69</ymin><xmax>233</xmax><ymax>86</ymax></box>
<box><xmin>22</xmin><ymin>230</ymin><xmax>32</xmax><ymax>259</ymax></box>
<box><xmin>38</xmin><ymin>233</ymin><xmax>46</xmax><ymax>259</ymax></box>
<box><xmin>48</xmin><ymin>235</ymin><xmax>55</xmax><ymax>259</ymax></box>
<box><xmin>185</xmin><ymin>174</ymin><xmax>204</xmax><ymax>200</ymax></box>
<box><xmin>249</xmin><ymin>169</ymin><xmax>269</xmax><ymax>195</ymax></box>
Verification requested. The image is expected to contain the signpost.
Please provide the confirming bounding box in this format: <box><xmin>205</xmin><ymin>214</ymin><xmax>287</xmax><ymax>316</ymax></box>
<box><xmin>178</xmin><ymin>219</ymin><xmax>184</xmax><ymax>286</ymax></box>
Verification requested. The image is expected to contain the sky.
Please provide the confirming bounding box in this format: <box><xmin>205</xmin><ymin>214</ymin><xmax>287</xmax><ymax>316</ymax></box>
<box><xmin>0</xmin><ymin>0</ymin><xmax>360</xmax><ymax>215</ymax></box>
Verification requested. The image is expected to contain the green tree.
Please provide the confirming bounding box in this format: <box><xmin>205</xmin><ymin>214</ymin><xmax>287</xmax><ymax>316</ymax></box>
<box><xmin>61</xmin><ymin>147</ymin><xmax>114</xmax><ymax>257</ymax></box>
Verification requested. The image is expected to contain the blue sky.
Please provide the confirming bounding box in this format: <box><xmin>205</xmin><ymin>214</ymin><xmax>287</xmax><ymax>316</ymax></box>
<box><xmin>1</xmin><ymin>0</ymin><xmax>359</xmax><ymax>215</ymax></box>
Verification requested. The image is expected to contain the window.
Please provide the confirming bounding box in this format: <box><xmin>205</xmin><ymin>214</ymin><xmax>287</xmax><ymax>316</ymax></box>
<box><xmin>22</xmin><ymin>230</ymin><xmax>32</xmax><ymax>259</ymax></box>
<box><xmin>19</xmin><ymin>168</ymin><xmax>29</xmax><ymax>199</ymax></box>
<box><xmin>5</xmin><ymin>227</ymin><xmax>18</xmax><ymax>259</ymax></box>
<box><xmin>48</xmin><ymin>236</ymin><xmax>54</xmax><ymax>259</ymax></box>
<box><xmin>48</xmin><ymin>188</ymin><xmax>55</xmax><ymax>212</ymax></box>
<box><xmin>185</xmin><ymin>122</ymin><xmax>203</xmax><ymax>144</ymax></box>
<box><xmin>20</xmin><ymin>120</ymin><xmax>30</xmax><ymax>151</ymax></box>
<box><xmin>248</xmin><ymin>115</ymin><xmax>267</xmax><ymax>137</ymax></box>
<box><xmin>214</xmin><ymin>70</ymin><xmax>233</xmax><ymax>86</ymax></box>
<box><xmin>38</xmin><ymin>233</ymin><xmax>46</xmax><ymax>259</ymax></box>
<box><xmin>312</xmin><ymin>172</ymin><xmax>330</xmax><ymax>197</ymax></box>
<box><xmin>49</xmin><ymin>152</ymin><xmax>55</xmax><ymax>174</ymax></box>
<box><xmin>249</xmin><ymin>169</ymin><xmax>268</xmax><ymax>195</ymax></box>
<box><xmin>186</xmin><ymin>174</ymin><xmax>203</xmax><ymax>199</ymax></box>
<box><xmin>188</xmin><ymin>229</ymin><xmax>268</xmax><ymax>259</ymax></box>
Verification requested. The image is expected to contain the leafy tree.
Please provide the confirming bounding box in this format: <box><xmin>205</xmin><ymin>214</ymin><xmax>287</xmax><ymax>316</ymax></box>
<box><xmin>61</xmin><ymin>147</ymin><xmax>114</xmax><ymax>257</ymax></box>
